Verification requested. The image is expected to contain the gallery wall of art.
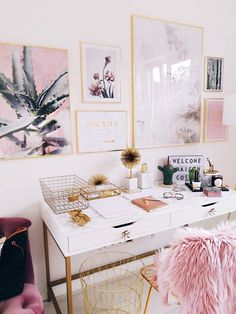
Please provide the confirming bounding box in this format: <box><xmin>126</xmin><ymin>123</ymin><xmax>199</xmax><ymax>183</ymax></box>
<box><xmin>0</xmin><ymin>0</ymin><xmax>236</xmax><ymax>297</ymax></box>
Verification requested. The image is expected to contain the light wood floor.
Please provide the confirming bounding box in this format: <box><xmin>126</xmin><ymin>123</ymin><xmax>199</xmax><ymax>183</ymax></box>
<box><xmin>44</xmin><ymin>282</ymin><xmax>179</xmax><ymax>314</ymax></box>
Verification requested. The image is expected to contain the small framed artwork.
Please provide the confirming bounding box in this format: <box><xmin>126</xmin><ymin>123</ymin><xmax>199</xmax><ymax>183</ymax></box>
<box><xmin>204</xmin><ymin>98</ymin><xmax>228</xmax><ymax>142</ymax></box>
<box><xmin>205</xmin><ymin>56</ymin><xmax>224</xmax><ymax>91</ymax></box>
<box><xmin>80</xmin><ymin>43</ymin><xmax>121</xmax><ymax>103</ymax></box>
<box><xmin>76</xmin><ymin>111</ymin><xmax>127</xmax><ymax>153</ymax></box>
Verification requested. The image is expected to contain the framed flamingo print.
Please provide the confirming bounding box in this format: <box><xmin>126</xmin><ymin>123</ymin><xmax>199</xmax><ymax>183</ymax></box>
<box><xmin>204</xmin><ymin>98</ymin><xmax>228</xmax><ymax>142</ymax></box>
<box><xmin>0</xmin><ymin>43</ymin><xmax>72</xmax><ymax>159</ymax></box>
<box><xmin>80</xmin><ymin>43</ymin><xmax>121</xmax><ymax>103</ymax></box>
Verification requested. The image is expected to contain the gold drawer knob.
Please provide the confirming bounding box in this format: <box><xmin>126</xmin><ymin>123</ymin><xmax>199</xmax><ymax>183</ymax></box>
<box><xmin>208</xmin><ymin>208</ymin><xmax>216</xmax><ymax>216</ymax></box>
<box><xmin>122</xmin><ymin>230</ymin><xmax>131</xmax><ymax>241</ymax></box>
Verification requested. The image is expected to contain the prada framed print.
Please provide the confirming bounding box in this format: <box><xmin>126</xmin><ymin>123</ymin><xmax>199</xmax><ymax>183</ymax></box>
<box><xmin>76</xmin><ymin>111</ymin><xmax>127</xmax><ymax>153</ymax></box>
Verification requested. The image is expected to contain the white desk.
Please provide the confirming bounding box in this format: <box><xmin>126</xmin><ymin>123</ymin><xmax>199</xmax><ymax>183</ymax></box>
<box><xmin>41</xmin><ymin>186</ymin><xmax>236</xmax><ymax>314</ymax></box>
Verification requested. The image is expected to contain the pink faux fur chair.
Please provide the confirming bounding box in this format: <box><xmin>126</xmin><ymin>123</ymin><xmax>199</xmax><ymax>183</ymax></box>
<box><xmin>0</xmin><ymin>217</ymin><xmax>44</xmax><ymax>314</ymax></box>
<box><xmin>157</xmin><ymin>222</ymin><xmax>236</xmax><ymax>314</ymax></box>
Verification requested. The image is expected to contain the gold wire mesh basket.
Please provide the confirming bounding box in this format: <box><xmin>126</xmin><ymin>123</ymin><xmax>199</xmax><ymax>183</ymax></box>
<box><xmin>80</xmin><ymin>251</ymin><xmax>144</xmax><ymax>314</ymax></box>
<box><xmin>40</xmin><ymin>175</ymin><xmax>90</xmax><ymax>214</ymax></box>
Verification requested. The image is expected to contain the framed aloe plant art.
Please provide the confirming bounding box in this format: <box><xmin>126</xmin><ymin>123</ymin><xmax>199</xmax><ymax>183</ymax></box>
<box><xmin>80</xmin><ymin>43</ymin><xmax>121</xmax><ymax>103</ymax></box>
<box><xmin>0</xmin><ymin>43</ymin><xmax>72</xmax><ymax>159</ymax></box>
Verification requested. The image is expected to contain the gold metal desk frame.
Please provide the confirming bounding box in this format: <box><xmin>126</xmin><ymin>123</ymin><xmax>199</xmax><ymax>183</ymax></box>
<box><xmin>43</xmin><ymin>221</ymin><xmax>156</xmax><ymax>314</ymax></box>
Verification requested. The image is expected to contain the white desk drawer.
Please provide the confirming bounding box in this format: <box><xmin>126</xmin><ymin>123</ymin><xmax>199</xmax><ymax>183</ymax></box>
<box><xmin>68</xmin><ymin>212</ymin><xmax>170</xmax><ymax>253</ymax></box>
<box><xmin>68</xmin><ymin>228</ymin><xmax>119</xmax><ymax>253</ymax></box>
<box><xmin>170</xmin><ymin>201</ymin><xmax>235</xmax><ymax>226</ymax></box>
<box><xmin>171</xmin><ymin>206</ymin><xmax>212</xmax><ymax>226</ymax></box>
<box><xmin>130</xmin><ymin>213</ymin><xmax>170</xmax><ymax>237</ymax></box>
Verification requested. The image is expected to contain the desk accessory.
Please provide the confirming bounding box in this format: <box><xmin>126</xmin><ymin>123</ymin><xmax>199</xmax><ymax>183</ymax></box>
<box><xmin>81</xmin><ymin>183</ymin><xmax>121</xmax><ymax>200</ymax></box>
<box><xmin>204</xmin><ymin>158</ymin><xmax>219</xmax><ymax>175</ymax></box>
<box><xmin>185</xmin><ymin>182</ymin><xmax>203</xmax><ymax>192</ymax></box>
<box><xmin>158</xmin><ymin>158</ymin><xmax>178</xmax><ymax>186</ymax></box>
<box><xmin>131</xmin><ymin>196</ymin><xmax>167</xmax><ymax>212</ymax></box>
<box><xmin>163</xmin><ymin>192</ymin><xmax>184</xmax><ymax>200</ymax></box>
<box><xmin>203</xmin><ymin>187</ymin><xmax>222</xmax><ymax>197</ymax></box>
<box><xmin>69</xmin><ymin>210</ymin><xmax>90</xmax><ymax>226</ymax></box>
<box><xmin>211</xmin><ymin>174</ymin><xmax>223</xmax><ymax>187</ymax></box>
<box><xmin>40</xmin><ymin>175</ymin><xmax>89</xmax><ymax>214</ymax></box>
<box><xmin>121</xmin><ymin>147</ymin><xmax>141</xmax><ymax>191</ymax></box>
<box><xmin>188</xmin><ymin>167</ymin><xmax>200</xmax><ymax>184</ymax></box>
<box><xmin>137</xmin><ymin>163</ymin><xmax>153</xmax><ymax>189</ymax></box>
<box><xmin>81</xmin><ymin>173</ymin><xmax>121</xmax><ymax>200</ymax></box>
<box><xmin>89</xmin><ymin>173</ymin><xmax>109</xmax><ymax>186</ymax></box>
<box><xmin>90</xmin><ymin>196</ymin><xmax>138</xmax><ymax>218</ymax></box>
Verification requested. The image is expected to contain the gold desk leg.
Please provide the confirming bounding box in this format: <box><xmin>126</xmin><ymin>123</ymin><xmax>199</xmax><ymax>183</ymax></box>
<box><xmin>43</xmin><ymin>221</ymin><xmax>51</xmax><ymax>302</ymax></box>
<box><xmin>227</xmin><ymin>212</ymin><xmax>232</xmax><ymax>221</ymax></box>
<box><xmin>143</xmin><ymin>286</ymin><xmax>153</xmax><ymax>314</ymax></box>
<box><xmin>65</xmin><ymin>256</ymin><xmax>73</xmax><ymax>314</ymax></box>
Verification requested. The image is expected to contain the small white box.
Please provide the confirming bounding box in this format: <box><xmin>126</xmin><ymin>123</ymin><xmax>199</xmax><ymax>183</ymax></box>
<box><xmin>137</xmin><ymin>172</ymin><xmax>153</xmax><ymax>189</ymax></box>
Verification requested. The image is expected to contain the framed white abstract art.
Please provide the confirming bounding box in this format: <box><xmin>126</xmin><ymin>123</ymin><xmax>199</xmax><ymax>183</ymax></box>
<box><xmin>132</xmin><ymin>16</ymin><xmax>203</xmax><ymax>148</ymax></box>
<box><xmin>76</xmin><ymin>111</ymin><xmax>127</xmax><ymax>153</ymax></box>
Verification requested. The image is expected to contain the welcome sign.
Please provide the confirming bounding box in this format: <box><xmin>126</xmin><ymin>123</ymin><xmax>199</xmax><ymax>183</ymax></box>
<box><xmin>168</xmin><ymin>155</ymin><xmax>204</xmax><ymax>183</ymax></box>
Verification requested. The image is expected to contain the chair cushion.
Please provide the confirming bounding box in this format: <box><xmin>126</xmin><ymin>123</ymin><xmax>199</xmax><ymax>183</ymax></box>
<box><xmin>0</xmin><ymin>283</ymin><xmax>44</xmax><ymax>314</ymax></box>
<box><xmin>0</xmin><ymin>227</ymin><xmax>28</xmax><ymax>301</ymax></box>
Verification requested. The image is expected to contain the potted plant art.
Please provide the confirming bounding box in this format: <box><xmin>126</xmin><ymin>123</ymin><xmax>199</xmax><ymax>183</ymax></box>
<box><xmin>121</xmin><ymin>147</ymin><xmax>141</xmax><ymax>191</ymax></box>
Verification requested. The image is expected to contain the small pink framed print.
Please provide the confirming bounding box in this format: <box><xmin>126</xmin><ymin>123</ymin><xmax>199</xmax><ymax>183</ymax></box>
<box><xmin>204</xmin><ymin>98</ymin><xmax>228</xmax><ymax>142</ymax></box>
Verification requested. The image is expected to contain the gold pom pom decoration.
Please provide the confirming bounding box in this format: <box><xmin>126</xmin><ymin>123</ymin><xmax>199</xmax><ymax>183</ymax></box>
<box><xmin>121</xmin><ymin>147</ymin><xmax>141</xmax><ymax>178</ymax></box>
<box><xmin>89</xmin><ymin>173</ymin><xmax>109</xmax><ymax>186</ymax></box>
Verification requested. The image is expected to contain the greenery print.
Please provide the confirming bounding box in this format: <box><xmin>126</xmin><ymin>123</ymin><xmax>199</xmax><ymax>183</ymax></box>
<box><xmin>0</xmin><ymin>46</ymin><xmax>70</xmax><ymax>157</ymax></box>
<box><xmin>89</xmin><ymin>56</ymin><xmax>115</xmax><ymax>98</ymax></box>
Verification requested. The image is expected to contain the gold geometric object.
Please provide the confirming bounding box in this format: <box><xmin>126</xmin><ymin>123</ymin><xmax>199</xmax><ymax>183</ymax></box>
<box><xmin>69</xmin><ymin>210</ymin><xmax>90</xmax><ymax>226</ymax></box>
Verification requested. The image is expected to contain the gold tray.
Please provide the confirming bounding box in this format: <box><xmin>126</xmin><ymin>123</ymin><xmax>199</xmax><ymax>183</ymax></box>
<box><xmin>80</xmin><ymin>183</ymin><xmax>121</xmax><ymax>200</ymax></box>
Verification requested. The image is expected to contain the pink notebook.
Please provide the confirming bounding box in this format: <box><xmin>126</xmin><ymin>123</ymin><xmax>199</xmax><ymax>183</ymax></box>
<box><xmin>131</xmin><ymin>196</ymin><xmax>168</xmax><ymax>212</ymax></box>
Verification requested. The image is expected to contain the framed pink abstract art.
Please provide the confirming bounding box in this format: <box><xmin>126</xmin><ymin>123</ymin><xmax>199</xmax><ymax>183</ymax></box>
<box><xmin>204</xmin><ymin>98</ymin><xmax>228</xmax><ymax>142</ymax></box>
<box><xmin>0</xmin><ymin>43</ymin><xmax>72</xmax><ymax>159</ymax></box>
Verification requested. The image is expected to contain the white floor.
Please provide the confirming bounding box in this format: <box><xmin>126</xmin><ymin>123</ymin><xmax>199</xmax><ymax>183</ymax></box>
<box><xmin>44</xmin><ymin>281</ymin><xmax>180</xmax><ymax>314</ymax></box>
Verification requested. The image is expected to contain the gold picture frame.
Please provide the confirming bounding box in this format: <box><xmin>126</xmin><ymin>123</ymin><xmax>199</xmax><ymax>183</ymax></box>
<box><xmin>76</xmin><ymin>110</ymin><xmax>127</xmax><ymax>153</ymax></box>
<box><xmin>0</xmin><ymin>41</ymin><xmax>73</xmax><ymax>160</ymax></box>
<box><xmin>204</xmin><ymin>56</ymin><xmax>224</xmax><ymax>92</ymax></box>
<box><xmin>80</xmin><ymin>42</ymin><xmax>121</xmax><ymax>103</ymax></box>
<box><xmin>131</xmin><ymin>15</ymin><xmax>203</xmax><ymax>148</ymax></box>
<box><xmin>203</xmin><ymin>98</ymin><xmax>228</xmax><ymax>142</ymax></box>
